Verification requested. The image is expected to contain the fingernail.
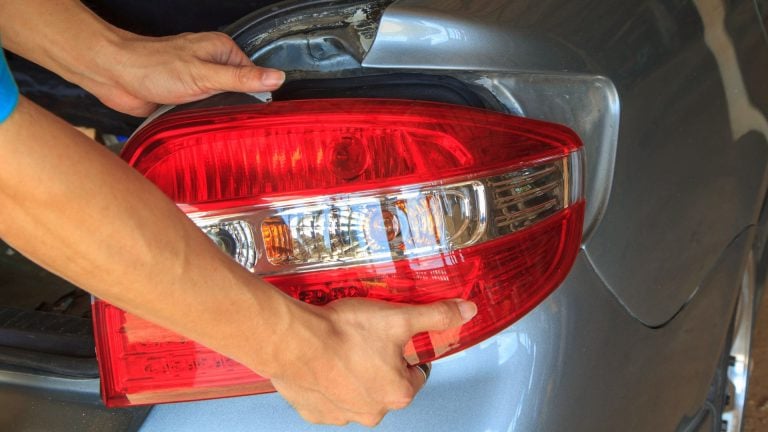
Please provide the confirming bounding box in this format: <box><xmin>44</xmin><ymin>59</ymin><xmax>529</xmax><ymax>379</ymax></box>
<box><xmin>455</xmin><ymin>300</ymin><xmax>477</xmax><ymax>323</ymax></box>
<box><xmin>261</xmin><ymin>69</ymin><xmax>285</xmax><ymax>87</ymax></box>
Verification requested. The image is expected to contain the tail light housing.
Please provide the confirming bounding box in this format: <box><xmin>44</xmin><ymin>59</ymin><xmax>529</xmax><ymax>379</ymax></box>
<box><xmin>93</xmin><ymin>98</ymin><xmax>584</xmax><ymax>407</ymax></box>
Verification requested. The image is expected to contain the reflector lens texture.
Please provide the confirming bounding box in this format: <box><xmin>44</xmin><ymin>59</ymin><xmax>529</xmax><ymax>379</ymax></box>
<box><xmin>125</xmin><ymin>100</ymin><xmax>576</xmax><ymax>204</ymax></box>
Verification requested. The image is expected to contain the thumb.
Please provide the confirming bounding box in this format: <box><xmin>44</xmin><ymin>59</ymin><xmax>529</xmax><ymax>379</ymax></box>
<box><xmin>197</xmin><ymin>63</ymin><xmax>286</xmax><ymax>93</ymax></box>
<box><xmin>403</xmin><ymin>300</ymin><xmax>477</xmax><ymax>335</ymax></box>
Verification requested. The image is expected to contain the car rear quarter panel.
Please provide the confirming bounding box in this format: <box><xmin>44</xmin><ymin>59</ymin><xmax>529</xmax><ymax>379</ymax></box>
<box><xmin>364</xmin><ymin>0</ymin><xmax>768</xmax><ymax>327</ymax></box>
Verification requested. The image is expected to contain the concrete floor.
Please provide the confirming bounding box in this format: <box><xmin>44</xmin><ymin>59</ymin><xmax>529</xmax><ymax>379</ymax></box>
<box><xmin>745</xmin><ymin>293</ymin><xmax>768</xmax><ymax>430</ymax></box>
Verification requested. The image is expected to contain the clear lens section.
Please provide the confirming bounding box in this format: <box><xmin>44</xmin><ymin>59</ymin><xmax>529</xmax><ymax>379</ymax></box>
<box><xmin>261</xmin><ymin>182</ymin><xmax>486</xmax><ymax>266</ymax></box>
<box><xmin>200</xmin><ymin>221</ymin><xmax>256</xmax><ymax>270</ymax></box>
<box><xmin>191</xmin><ymin>159</ymin><xmax>569</xmax><ymax>273</ymax></box>
<box><xmin>489</xmin><ymin>161</ymin><xmax>566</xmax><ymax>236</ymax></box>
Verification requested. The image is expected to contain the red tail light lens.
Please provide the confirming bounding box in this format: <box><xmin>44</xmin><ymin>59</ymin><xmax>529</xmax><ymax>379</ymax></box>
<box><xmin>94</xmin><ymin>99</ymin><xmax>584</xmax><ymax>407</ymax></box>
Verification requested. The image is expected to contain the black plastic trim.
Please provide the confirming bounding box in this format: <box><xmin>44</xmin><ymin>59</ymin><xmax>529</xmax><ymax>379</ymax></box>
<box><xmin>0</xmin><ymin>346</ymin><xmax>98</xmax><ymax>378</ymax></box>
<box><xmin>272</xmin><ymin>73</ymin><xmax>507</xmax><ymax>111</ymax></box>
<box><xmin>0</xmin><ymin>307</ymin><xmax>94</xmax><ymax>358</ymax></box>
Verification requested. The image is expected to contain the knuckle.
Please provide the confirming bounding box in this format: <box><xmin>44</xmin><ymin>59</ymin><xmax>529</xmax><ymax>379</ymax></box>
<box><xmin>203</xmin><ymin>31</ymin><xmax>227</xmax><ymax>41</ymax></box>
<box><xmin>232</xmin><ymin>67</ymin><xmax>256</xmax><ymax>87</ymax></box>
<box><xmin>216</xmin><ymin>33</ymin><xmax>237</xmax><ymax>48</ymax></box>
<box><xmin>175</xmin><ymin>32</ymin><xmax>198</xmax><ymax>47</ymax></box>
<box><xmin>207</xmin><ymin>31</ymin><xmax>232</xmax><ymax>42</ymax></box>
<box><xmin>201</xmin><ymin>31</ymin><xmax>233</xmax><ymax>49</ymax></box>
<box><xmin>388</xmin><ymin>396</ymin><xmax>413</xmax><ymax>410</ymax></box>
<box><xmin>357</xmin><ymin>413</ymin><xmax>384</xmax><ymax>427</ymax></box>
<box><xmin>302</xmin><ymin>412</ymin><xmax>348</xmax><ymax>426</ymax></box>
<box><xmin>391</xmin><ymin>315</ymin><xmax>411</xmax><ymax>337</ymax></box>
<box><xmin>385</xmin><ymin>386</ymin><xmax>415</xmax><ymax>410</ymax></box>
<box><xmin>189</xmin><ymin>63</ymin><xmax>214</xmax><ymax>91</ymax></box>
<box><xmin>300</xmin><ymin>412</ymin><xmax>322</xmax><ymax>425</ymax></box>
<box><xmin>433</xmin><ymin>302</ymin><xmax>454</xmax><ymax>329</ymax></box>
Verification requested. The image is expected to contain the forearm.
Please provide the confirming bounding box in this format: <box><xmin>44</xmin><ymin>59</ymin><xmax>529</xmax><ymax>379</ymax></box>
<box><xmin>0</xmin><ymin>97</ymin><xmax>476</xmax><ymax>427</ymax></box>
<box><xmin>0</xmin><ymin>97</ymin><xmax>306</xmax><ymax>377</ymax></box>
<box><xmin>0</xmin><ymin>4</ymin><xmax>472</xmax><ymax>424</ymax></box>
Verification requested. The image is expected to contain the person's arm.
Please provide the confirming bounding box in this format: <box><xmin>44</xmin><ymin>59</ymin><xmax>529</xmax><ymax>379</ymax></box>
<box><xmin>0</xmin><ymin>0</ymin><xmax>286</xmax><ymax>116</ymax></box>
<box><xmin>0</xmin><ymin>95</ymin><xmax>477</xmax><ymax>425</ymax></box>
<box><xmin>0</xmin><ymin>1</ymin><xmax>477</xmax><ymax>427</ymax></box>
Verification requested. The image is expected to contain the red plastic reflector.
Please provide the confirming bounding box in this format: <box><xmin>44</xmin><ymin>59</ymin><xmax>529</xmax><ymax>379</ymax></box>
<box><xmin>94</xmin><ymin>99</ymin><xmax>584</xmax><ymax>407</ymax></box>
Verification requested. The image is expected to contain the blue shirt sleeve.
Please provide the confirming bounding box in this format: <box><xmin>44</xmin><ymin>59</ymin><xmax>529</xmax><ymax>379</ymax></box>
<box><xmin>0</xmin><ymin>41</ymin><xmax>20</xmax><ymax>123</ymax></box>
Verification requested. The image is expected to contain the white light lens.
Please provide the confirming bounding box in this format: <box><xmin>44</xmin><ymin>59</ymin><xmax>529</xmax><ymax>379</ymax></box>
<box><xmin>191</xmin><ymin>159</ymin><xmax>569</xmax><ymax>274</ymax></box>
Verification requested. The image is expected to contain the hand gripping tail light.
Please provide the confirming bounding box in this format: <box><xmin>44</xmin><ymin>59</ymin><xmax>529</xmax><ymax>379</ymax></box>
<box><xmin>92</xmin><ymin>99</ymin><xmax>584</xmax><ymax>407</ymax></box>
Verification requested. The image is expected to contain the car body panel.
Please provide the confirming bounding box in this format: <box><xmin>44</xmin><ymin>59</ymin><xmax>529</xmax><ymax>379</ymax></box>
<box><xmin>363</xmin><ymin>0</ymin><xmax>768</xmax><ymax>326</ymax></box>
<box><xmin>0</xmin><ymin>373</ymin><xmax>148</xmax><ymax>431</ymax></box>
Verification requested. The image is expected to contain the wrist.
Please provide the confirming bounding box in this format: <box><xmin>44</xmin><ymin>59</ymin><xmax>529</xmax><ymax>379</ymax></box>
<box><xmin>54</xmin><ymin>22</ymin><xmax>132</xmax><ymax>93</ymax></box>
<box><xmin>0</xmin><ymin>0</ymin><xmax>131</xmax><ymax>93</ymax></box>
<box><xmin>247</xmin><ymin>296</ymin><xmax>333</xmax><ymax>379</ymax></box>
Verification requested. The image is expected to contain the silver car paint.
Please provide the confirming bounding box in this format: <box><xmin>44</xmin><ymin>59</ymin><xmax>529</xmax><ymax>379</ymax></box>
<box><xmin>362</xmin><ymin>0</ymin><xmax>768</xmax><ymax>327</ymax></box>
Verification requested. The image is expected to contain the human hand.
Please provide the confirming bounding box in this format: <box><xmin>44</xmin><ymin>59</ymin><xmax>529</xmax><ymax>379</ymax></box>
<box><xmin>1</xmin><ymin>2</ymin><xmax>283</xmax><ymax>117</ymax></box>
<box><xmin>81</xmin><ymin>31</ymin><xmax>285</xmax><ymax>117</ymax></box>
<box><xmin>268</xmin><ymin>298</ymin><xmax>477</xmax><ymax>427</ymax></box>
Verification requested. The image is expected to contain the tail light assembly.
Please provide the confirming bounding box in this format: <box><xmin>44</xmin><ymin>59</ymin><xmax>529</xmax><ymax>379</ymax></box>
<box><xmin>92</xmin><ymin>98</ymin><xmax>584</xmax><ymax>407</ymax></box>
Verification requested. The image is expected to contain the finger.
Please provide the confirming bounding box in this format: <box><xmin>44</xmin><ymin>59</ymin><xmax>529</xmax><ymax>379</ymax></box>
<box><xmin>297</xmin><ymin>408</ymin><xmax>350</xmax><ymax>426</ymax></box>
<box><xmin>196</xmin><ymin>63</ymin><xmax>285</xmax><ymax>94</ymax></box>
<box><xmin>353</xmin><ymin>411</ymin><xmax>387</xmax><ymax>428</ymax></box>
<box><xmin>402</xmin><ymin>300</ymin><xmax>477</xmax><ymax>335</ymax></box>
<box><xmin>289</xmin><ymin>391</ymin><xmax>375</xmax><ymax>427</ymax></box>
<box><xmin>400</xmin><ymin>365</ymin><xmax>429</xmax><ymax>407</ymax></box>
<box><xmin>274</xmin><ymin>381</ymin><xmax>353</xmax><ymax>426</ymax></box>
